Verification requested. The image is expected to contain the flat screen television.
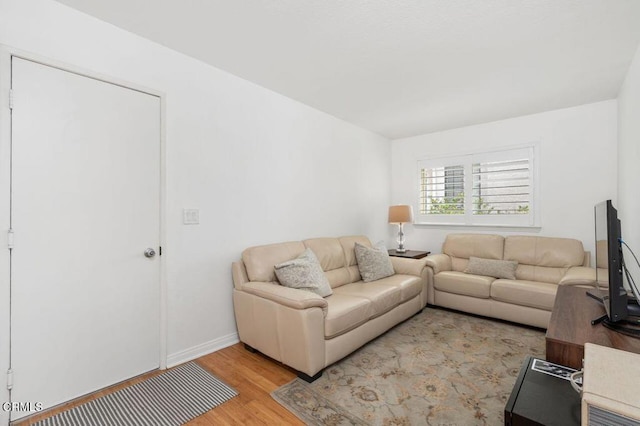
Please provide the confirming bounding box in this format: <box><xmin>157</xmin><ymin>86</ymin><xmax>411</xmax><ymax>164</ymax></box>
<box><xmin>594</xmin><ymin>200</ymin><xmax>640</xmax><ymax>326</ymax></box>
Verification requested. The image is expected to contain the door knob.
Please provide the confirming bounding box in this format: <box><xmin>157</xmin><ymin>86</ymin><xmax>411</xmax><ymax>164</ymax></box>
<box><xmin>144</xmin><ymin>248</ymin><xmax>156</xmax><ymax>258</ymax></box>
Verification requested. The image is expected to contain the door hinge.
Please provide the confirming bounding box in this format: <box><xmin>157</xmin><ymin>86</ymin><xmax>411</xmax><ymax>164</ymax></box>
<box><xmin>7</xmin><ymin>229</ymin><xmax>14</xmax><ymax>250</ymax></box>
<box><xmin>159</xmin><ymin>246</ymin><xmax>162</xmax><ymax>256</ymax></box>
<box><xmin>7</xmin><ymin>369</ymin><xmax>13</xmax><ymax>390</ymax></box>
<box><xmin>9</xmin><ymin>89</ymin><xmax>14</xmax><ymax>110</ymax></box>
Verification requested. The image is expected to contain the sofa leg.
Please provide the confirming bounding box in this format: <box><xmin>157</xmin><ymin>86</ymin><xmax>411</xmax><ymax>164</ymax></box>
<box><xmin>298</xmin><ymin>370</ymin><xmax>323</xmax><ymax>383</ymax></box>
<box><xmin>244</xmin><ymin>343</ymin><xmax>257</xmax><ymax>353</ymax></box>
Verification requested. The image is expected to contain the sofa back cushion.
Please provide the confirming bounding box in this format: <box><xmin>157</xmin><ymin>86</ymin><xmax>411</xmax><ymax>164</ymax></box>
<box><xmin>241</xmin><ymin>236</ymin><xmax>373</xmax><ymax>288</ymax></box>
<box><xmin>504</xmin><ymin>236</ymin><xmax>585</xmax><ymax>284</ymax></box>
<box><xmin>303</xmin><ymin>237</ymin><xmax>353</xmax><ymax>288</ymax></box>
<box><xmin>242</xmin><ymin>241</ymin><xmax>306</xmax><ymax>282</ymax></box>
<box><xmin>301</xmin><ymin>236</ymin><xmax>375</xmax><ymax>288</ymax></box>
<box><xmin>338</xmin><ymin>235</ymin><xmax>372</xmax><ymax>284</ymax></box>
<box><xmin>443</xmin><ymin>233</ymin><xmax>504</xmax><ymax>272</ymax></box>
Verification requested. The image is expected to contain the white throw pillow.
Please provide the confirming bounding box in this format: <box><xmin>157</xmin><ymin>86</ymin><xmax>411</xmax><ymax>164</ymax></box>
<box><xmin>355</xmin><ymin>241</ymin><xmax>395</xmax><ymax>282</ymax></box>
<box><xmin>274</xmin><ymin>248</ymin><xmax>333</xmax><ymax>297</ymax></box>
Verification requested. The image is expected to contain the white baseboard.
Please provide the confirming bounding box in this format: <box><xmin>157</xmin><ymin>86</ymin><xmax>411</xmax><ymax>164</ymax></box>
<box><xmin>166</xmin><ymin>332</ymin><xmax>239</xmax><ymax>368</ymax></box>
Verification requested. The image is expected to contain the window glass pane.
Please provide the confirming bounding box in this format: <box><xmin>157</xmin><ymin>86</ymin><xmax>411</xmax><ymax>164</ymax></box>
<box><xmin>472</xmin><ymin>158</ymin><xmax>530</xmax><ymax>215</ymax></box>
<box><xmin>420</xmin><ymin>165</ymin><xmax>464</xmax><ymax>215</ymax></box>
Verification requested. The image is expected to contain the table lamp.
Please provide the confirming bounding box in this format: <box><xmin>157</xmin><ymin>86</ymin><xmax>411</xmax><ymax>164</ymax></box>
<box><xmin>388</xmin><ymin>205</ymin><xmax>413</xmax><ymax>253</ymax></box>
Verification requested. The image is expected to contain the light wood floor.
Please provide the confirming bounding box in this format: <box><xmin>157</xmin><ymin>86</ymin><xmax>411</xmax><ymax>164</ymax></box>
<box><xmin>15</xmin><ymin>343</ymin><xmax>304</xmax><ymax>425</ymax></box>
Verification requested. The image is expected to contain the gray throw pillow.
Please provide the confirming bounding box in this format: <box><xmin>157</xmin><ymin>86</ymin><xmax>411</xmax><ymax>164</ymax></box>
<box><xmin>355</xmin><ymin>241</ymin><xmax>395</xmax><ymax>282</ymax></box>
<box><xmin>464</xmin><ymin>256</ymin><xmax>518</xmax><ymax>280</ymax></box>
<box><xmin>274</xmin><ymin>248</ymin><xmax>333</xmax><ymax>297</ymax></box>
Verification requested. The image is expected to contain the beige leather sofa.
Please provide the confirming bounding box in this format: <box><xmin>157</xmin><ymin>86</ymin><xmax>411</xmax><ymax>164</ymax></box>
<box><xmin>424</xmin><ymin>234</ymin><xmax>595</xmax><ymax>329</ymax></box>
<box><xmin>232</xmin><ymin>235</ymin><xmax>429</xmax><ymax>381</ymax></box>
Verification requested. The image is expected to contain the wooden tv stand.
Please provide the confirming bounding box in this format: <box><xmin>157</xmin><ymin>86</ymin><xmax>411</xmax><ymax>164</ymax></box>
<box><xmin>545</xmin><ymin>285</ymin><xmax>640</xmax><ymax>369</ymax></box>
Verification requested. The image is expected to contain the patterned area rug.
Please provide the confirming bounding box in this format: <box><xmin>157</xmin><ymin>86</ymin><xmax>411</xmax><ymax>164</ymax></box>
<box><xmin>272</xmin><ymin>307</ymin><xmax>545</xmax><ymax>425</ymax></box>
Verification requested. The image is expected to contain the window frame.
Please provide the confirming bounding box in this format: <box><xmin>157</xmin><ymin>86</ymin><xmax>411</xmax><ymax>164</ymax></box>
<box><xmin>415</xmin><ymin>144</ymin><xmax>540</xmax><ymax>228</ymax></box>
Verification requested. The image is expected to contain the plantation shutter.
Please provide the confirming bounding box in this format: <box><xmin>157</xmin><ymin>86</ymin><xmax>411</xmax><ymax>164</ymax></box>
<box><xmin>420</xmin><ymin>165</ymin><xmax>465</xmax><ymax>215</ymax></box>
<box><xmin>416</xmin><ymin>145</ymin><xmax>537</xmax><ymax>226</ymax></box>
<box><xmin>472</xmin><ymin>158</ymin><xmax>530</xmax><ymax>215</ymax></box>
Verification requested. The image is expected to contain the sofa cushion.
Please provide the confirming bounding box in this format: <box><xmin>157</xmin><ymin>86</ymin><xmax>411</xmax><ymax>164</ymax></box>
<box><xmin>443</xmin><ymin>234</ymin><xmax>504</xmax><ymax>272</ymax></box>
<box><xmin>303</xmin><ymin>238</ymin><xmax>352</xmax><ymax>288</ymax></box>
<box><xmin>559</xmin><ymin>266</ymin><xmax>597</xmax><ymax>286</ymax></box>
<box><xmin>513</xmin><ymin>265</ymin><xmax>569</xmax><ymax>285</ymax></box>
<box><xmin>303</xmin><ymin>238</ymin><xmax>346</xmax><ymax>271</ymax></box>
<box><xmin>243</xmin><ymin>241</ymin><xmax>306</xmax><ymax>282</ymax></box>
<box><xmin>274</xmin><ymin>248</ymin><xmax>333</xmax><ymax>297</ymax></box>
<box><xmin>340</xmin><ymin>236</ymin><xmax>373</xmax><ymax>267</ymax></box>
<box><xmin>503</xmin><ymin>236</ymin><xmax>586</xmax><ymax>284</ymax></box>
<box><xmin>372</xmin><ymin>274</ymin><xmax>423</xmax><ymax>303</ymax></box>
<box><xmin>490</xmin><ymin>279</ymin><xmax>557</xmax><ymax>310</ymax></box>
<box><xmin>504</xmin><ymin>236</ymin><xmax>585</xmax><ymax>268</ymax></box>
<box><xmin>354</xmin><ymin>241</ymin><xmax>395</xmax><ymax>282</ymax></box>
<box><xmin>324</xmin><ymin>293</ymin><xmax>372</xmax><ymax>338</ymax></box>
<box><xmin>339</xmin><ymin>235</ymin><xmax>373</xmax><ymax>284</ymax></box>
<box><xmin>333</xmin><ymin>281</ymin><xmax>401</xmax><ymax>317</ymax></box>
<box><xmin>465</xmin><ymin>257</ymin><xmax>518</xmax><ymax>279</ymax></box>
<box><xmin>434</xmin><ymin>271</ymin><xmax>494</xmax><ymax>298</ymax></box>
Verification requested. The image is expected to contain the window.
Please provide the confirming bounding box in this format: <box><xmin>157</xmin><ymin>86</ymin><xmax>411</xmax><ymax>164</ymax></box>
<box><xmin>420</xmin><ymin>165</ymin><xmax>464</xmax><ymax>215</ymax></box>
<box><xmin>417</xmin><ymin>145</ymin><xmax>538</xmax><ymax>227</ymax></box>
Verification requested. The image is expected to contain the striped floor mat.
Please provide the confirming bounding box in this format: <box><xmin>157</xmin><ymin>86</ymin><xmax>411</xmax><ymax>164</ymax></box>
<box><xmin>34</xmin><ymin>362</ymin><xmax>238</xmax><ymax>426</ymax></box>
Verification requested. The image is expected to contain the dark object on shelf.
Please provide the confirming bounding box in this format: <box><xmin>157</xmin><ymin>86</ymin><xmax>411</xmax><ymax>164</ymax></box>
<box><xmin>505</xmin><ymin>356</ymin><xmax>581</xmax><ymax>426</ymax></box>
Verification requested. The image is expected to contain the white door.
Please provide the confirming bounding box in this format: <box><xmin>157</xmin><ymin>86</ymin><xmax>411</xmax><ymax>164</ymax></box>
<box><xmin>9</xmin><ymin>57</ymin><xmax>161</xmax><ymax>420</ymax></box>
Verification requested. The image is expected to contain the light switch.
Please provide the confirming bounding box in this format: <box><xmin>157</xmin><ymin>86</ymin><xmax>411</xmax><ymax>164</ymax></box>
<box><xmin>183</xmin><ymin>208</ymin><xmax>200</xmax><ymax>225</ymax></box>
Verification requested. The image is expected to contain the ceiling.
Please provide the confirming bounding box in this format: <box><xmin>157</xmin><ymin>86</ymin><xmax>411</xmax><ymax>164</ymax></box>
<box><xmin>54</xmin><ymin>0</ymin><xmax>640</xmax><ymax>139</ymax></box>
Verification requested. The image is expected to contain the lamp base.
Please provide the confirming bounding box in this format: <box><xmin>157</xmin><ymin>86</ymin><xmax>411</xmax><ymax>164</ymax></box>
<box><xmin>396</xmin><ymin>223</ymin><xmax>407</xmax><ymax>254</ymax></box>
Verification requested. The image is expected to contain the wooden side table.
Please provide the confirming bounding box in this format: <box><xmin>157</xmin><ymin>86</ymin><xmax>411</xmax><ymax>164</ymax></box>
<box><xmin>387</xmin><ymin>249</ymin><xmax>430</xmax><ymax>259</ymax></box>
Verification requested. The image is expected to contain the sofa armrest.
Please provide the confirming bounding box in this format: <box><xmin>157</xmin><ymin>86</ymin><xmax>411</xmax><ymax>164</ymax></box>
<box><xmin>241</xmin><ymin>281</ymin><xmax>329</xmax><ymax>314</ymax></box>
<box><xmin>390</xmin><ymin>257</ymin><xmax>428</xmax><ymax>276</ymax></box>
<box><xmin>233</xmin><ymin>285</ymin><xmax>326</xmax><ymax>377</ymax></box>
<box><xmin>232</xmin><ymin>261</ymin><xmax>249</xmax><ymax>289</ymax></box>
<box><xmin>559</xmin><ymin>266</ymin><xmax>597</xmax><ymax>287</ymax></box>
<box><xmin>424</xmin><ymin>254</ymin><xmax>452</xmax><ymax>275</ymax></box>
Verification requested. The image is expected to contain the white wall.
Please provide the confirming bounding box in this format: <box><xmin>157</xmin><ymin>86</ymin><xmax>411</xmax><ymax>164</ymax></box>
<box><xmin>0</xmin><ymin>0</ymin><xmax>390</xmax><ymax>411</ymax></box>
<box><xmin>391</xmin><ymin>101</ymin><xmax>618</xmax><ymax>258</ymax></box>
<box><xmin>618</xmin><ymin>43</ymin><xmax>640</xmax><ymax>288</ymax></box>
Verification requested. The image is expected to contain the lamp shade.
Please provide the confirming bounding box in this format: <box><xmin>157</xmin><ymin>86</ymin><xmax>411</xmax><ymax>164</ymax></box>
<box><xmin>388</xmin><ymin>205</ymin><xmax>414</xmax><ymax>224</ymax></box>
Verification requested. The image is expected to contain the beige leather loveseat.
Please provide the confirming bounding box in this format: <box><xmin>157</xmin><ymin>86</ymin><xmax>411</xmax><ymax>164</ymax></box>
<box><xmin>425</xmin><ymin>234</ymin><xmax>595</xmax><ymax>329</ymax></box>
<box><xmin>232</xmin><ymin>235</ymin><xmax>429</xmax><ymax>381</ymax></box>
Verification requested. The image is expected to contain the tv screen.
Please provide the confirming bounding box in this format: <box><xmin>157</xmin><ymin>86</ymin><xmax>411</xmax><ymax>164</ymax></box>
<box><xmin>594</xmin><ymin>200</ymin><xmax>624</xmax><ymax>321</ymax></box>
<box><xmin>594</xmin><ymin>200</ymin><xmax>640</xmax><ymax>324</ymax></box>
